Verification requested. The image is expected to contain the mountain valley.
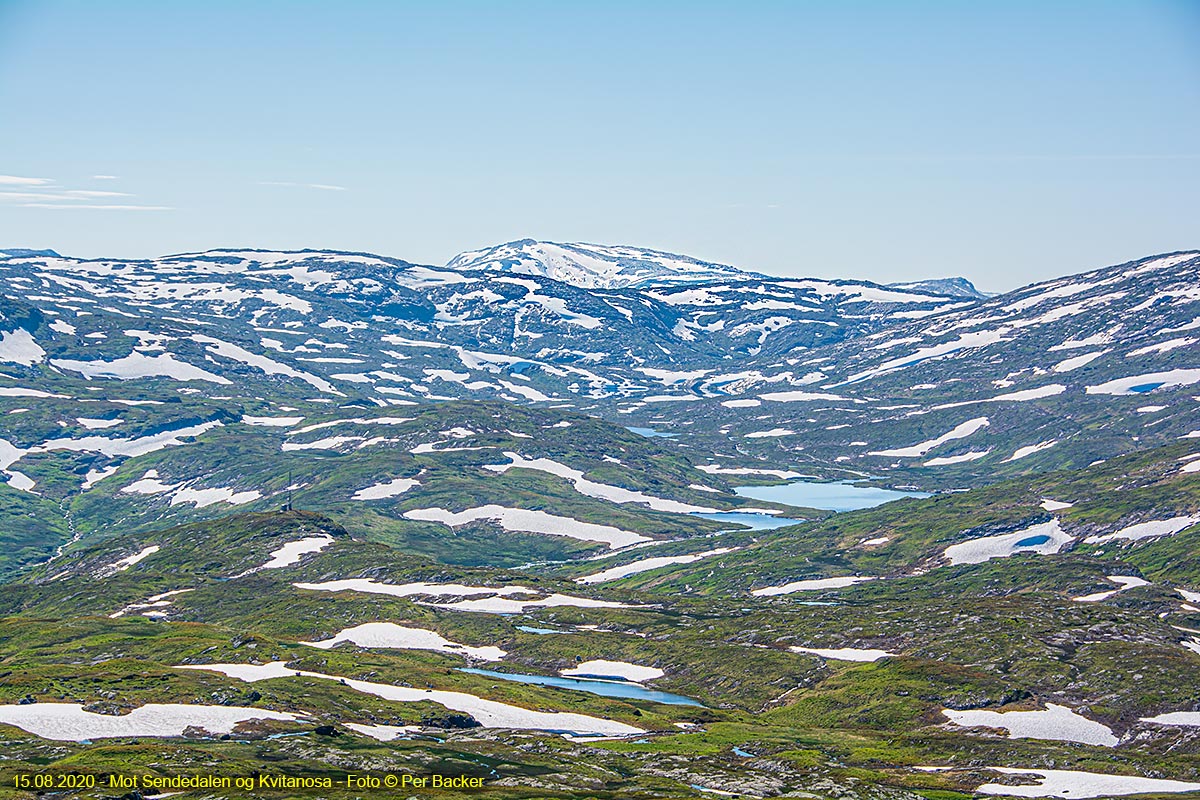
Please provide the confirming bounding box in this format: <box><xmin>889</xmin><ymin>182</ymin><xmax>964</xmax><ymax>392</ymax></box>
<box><xmin>0</xmin><ymin>241</ymin><xmax>1197</xmax><ymax>799</ymax></box>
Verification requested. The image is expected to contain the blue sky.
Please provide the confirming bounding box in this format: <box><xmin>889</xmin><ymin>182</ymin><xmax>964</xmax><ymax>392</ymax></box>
<box><xmin>1</xmin><ymin>1</ymin><xmax>1197</xmax><ymax>290</ymax></box>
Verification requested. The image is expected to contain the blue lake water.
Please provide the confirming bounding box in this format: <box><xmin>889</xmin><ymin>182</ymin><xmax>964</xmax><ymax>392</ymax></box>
<box><xmin>460</xmin><ymin>668</ymin><xmax>703</xmax><ymax>706</ymax></box>
<box><xmin>693</xmin><ymin>511</ymin><xmax>806</xmax><ymax>531</ymax></box>
<box><xmin>626</xmin><ymin>426</ymin><xmax>678</xmax><ymax>439</ymax></box>
<box><xmin>734</xmin><ymin>480</ymin><xmax>929</xmax><ymax>512</ymax></box>
<box><xmin>1016</xmin><ymin>534</ymin><xmax>1052</xmax><ymax>547</ymax></box>
<box><xmin>515</xmin><ymin>626</ymin><xmax>564</xmax><ymax>635</ymax></box>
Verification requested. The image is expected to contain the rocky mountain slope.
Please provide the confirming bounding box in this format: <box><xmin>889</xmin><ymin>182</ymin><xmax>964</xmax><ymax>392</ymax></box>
<box><xmin>0</xmin><ymin>240</ymin><xmax>1197</xmax><ymax>799</ymax></box>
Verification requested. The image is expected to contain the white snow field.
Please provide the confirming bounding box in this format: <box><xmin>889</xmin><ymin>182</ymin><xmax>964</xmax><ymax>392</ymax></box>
<box><xmin>301</xmin><ymin>622</ymin><xmax>505</xmax><ymax>660</ymax></box>
<box><xmin>108</xmin><ymin>545</ymin><xmax>160</xmax><ymax>571</ymax></box>
<box><xmin>561</xmin><ymin>660</ymin><xmax>664</xmax><ymax>682</ymax></box>
<box><xmin>0</xmin><ymin>328</ymin><xmax>45</xmax><ymax>365</ymax></box>
<box><xmin>1142</xmin><ymin>711</ymin><xmax>1200</xmax><ymax>727</ymax></box>
<box><xmin>403</xmin><ymin>505</ymin><xmax>650</xmax><ymax>549</ymax></box>
<box><xmin>1083</xmin><ymin>516</ymin><xmax>1200</xmax><ymax>544</ymax></box>
<box><xmin>974</xmin><ymin>767</ymin><xmax>1200</xmax><ymax>798</ymax></box>
<box><xmin>292</xmin><ymin>579</ymin><xmax>634</xmax><ymax>614</ymax></box>
<box><xmin>869</xmin><ymin>418</ymin><xmax>989</xmax><ymax>458</ymax></box>
<box><xmin>943</xmin><ymin>520</ymin><xmax>1073</xmax><ymax>565</ymax></box>
<box><xmin>0</xmin><ymin>703</ymin><xmax>301</xmax><ymax>742</ymax></box>
<box><xmin>51</xmin><ymin>352</ymin><xmax>232</xmax><ymax>383</ymax></box>
<box><xmin>352</xmin><ymin>477</ymin><xmax>419</xmax><ymax>500</ymax></box>
<box><xmin>177</xmin><ymin>662</ymin><xmax>642</xmax><ymax>736</ymax></box>
<box><xmin>943</xmin><ymin>704</ymin><xmax>1118</xmax><ymax>746</ymax></box>
<box><xmin>1040</xmin><ymin>499</ymin><xmax>1073</xmax><ymax>511</ymax></box>
<box><xmin>294</xmin><ymin>579</ymin><xmax>536</xmax><ymax>599</ymax></box>
<box><xmin>751</xmin><ymin>576</ymin><xmax>876</xmax><ymax>597</ymax></box>
<box><xmin>428</xmin><ymin>593</ymin><xmax>637</xmax><ymax>614</ymax></box>
<box><xmin>1086</xmin><ymin>369</ymin><xmax>1200</xmax><ymax>396</ymax></box>
<box><xmin>576</xmin><ymin>548</ymin><xmax>736</xmax><ymax>584</ymax></box>
<box><xmin>789</xmin><ymin>647</ymin><xmax>895</xmax><ymax>662</ymax></box>
<box><xmin>343</xmin><ymin>723</ymin><xmax>422</xmax><ymax>741</ymax></box>
<box><xmin>259</xmin><ymin>535</ymin><xmax>335</xmax><ymax>569</ymax></box>
<box><xmin>484</xmin><ymin>452</ymin><xmax>717</xmax><ymax>513</ymax></box>
<box><xmin>1072</xmin><ymin>576</ymin><xmax>1149</xmax><ymax>602</ymax></box>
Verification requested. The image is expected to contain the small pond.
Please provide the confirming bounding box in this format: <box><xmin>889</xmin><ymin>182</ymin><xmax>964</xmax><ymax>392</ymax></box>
<box><xmin>460</xmin><ymin>668</ymin><xmax>703</xmax><ymax>706</ymax></box>
<box><xmin>735</xmin><ymin>480</ymin><xmax>929</xmax><ymax>512</ymax></box>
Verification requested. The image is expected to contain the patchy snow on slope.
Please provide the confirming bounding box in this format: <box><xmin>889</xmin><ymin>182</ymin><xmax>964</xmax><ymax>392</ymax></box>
<box><xmin>843</xmin><ymin>330</ymin><xmax>1009</xmax><ymax>384</ymax></box>
<box><xmin>51</xmin><ymin>352</ymin><xmax>231</xmax><ymax>383</ymax></box>
<box><xmin>108</xmin><ymin>545</ymin><xmax>160</xmax><ymax>571</ymax></box>
<box><xmin>943</xmin><ymin>519</ymin><xmax>1072</xmax><ymax>565</ymax></box>
<box><xmin>192</xmin><ymin>335</ymin><xmax>340</xmax><ymax>394</ymax></box>
<box><xmin>484</xmin><ymin>452</ymin><xmax>717</xmax><ymax>513</ymax></box>
<box><xmin>0</xmin><ymin>386</ymin><xmax>68</xmax><ymax>398</ymax></box>
<box><xmin>178</xmin><ymin>661</ymin><xmax>642</xmax><ymax>735</ymax></box>
<box><xmin>1053</xmin><ymin>350</ymin><xmax>1108</xmax><ymax>372</ymax></box>
<box><xmin>1142</xmin><ymin>711</ymin><xmax>1200</xmax><ymax>727</ymax></box>
<box><xmin>752</xmin><ymin>576</ymin><xmax>876</xmax><ymax>597</ymax></box>
<box><xmin>697</xmin><ymin>465</ymin><xmax>806</xmax><ymax>479</ymax></box>
<box><xmin>561</xmin><ymin>660</ymin><xmax>664</xmax><ymax>682</ymax></box>
<box><xmin>758</xmin><ymin>390</ymin><xmax>845</xmax><ymax>402</ymax></box>
<box><xmin>344</xmin><ymin>723</ymin><xmax>421</xmax><ymax>741</ymax></box>
<box><xmin>745</xmin><ymin>428</ymin><xmax>795</xmax><ymax>439</ymax></box>
<box><xmin>302</xmin><ymin>622</ymin><xmax>505</xmax><ymax>660</ymax></box>
<box><xmin>870</xmin><ymin>418</ymin><xmax>989</xmax><ymax>458</ymax></box>
<box><xmin>40</xmin><ymin>421</ymin><xmax>223</xmax><ymax>460</ymax></box>
<box><xmin>429</xmin><ymin>593</ymin><xmax>637</xmax><ymax>615</ymax></box>
<box><xmin>242</xmin><ymin>415</ymin><xmax>304</xmax><ymax>426</ymax></box>
<box><xmin>294</xmin><ymin>579</ymin><xmax>539</xmax><ymax>600</ymax></box>
<box><xmin>259</xmin><ymin>536</ymin><xmax>335</xmax><ymax>569</ymax></box>
<box><xmin>943</xmin><ymin>704</ymin><xmax>1117</xmax><ymax>746</ymax></box>
<box><xmin>6</xmin><ymin>470</ymin><xmax>35</xmax><ymax>492</ymax></box>
<box><xmin>973</xmin><ymin>767</ymin><xmax>1200</xmax><ymax>798</ymax></box>
<box><xmin>576</xmin><ymin>548</ymin><xmax>736</xmax><ymax>584</ymax></box>
<box><xmin>990</xmin><ymin>384</ymin><xmax>1066</xmax><ymax>402</ymax></box>
<box><xmin>82</xmin><ymin>465</ymin><xmax>119</xmax><ymax>489</ymax></box>
<box><xmin>352</xmin><ymin>477</ymin><xmax>419</xmax><ymax>500</ymax></box>
<box><xmin>76</xmin><ymin>417</ymin><xmax>122</xmax><ymax>429</ymax></box>
<box><xmin>1086</xmin><ymin>369</ymin><xmax>1200</xmax><ymax>396</ymax></box>
<box><xmin>1073</xmin><ymin>576</ymin><xmax>1149</xmax><ymax>602</ymax></box>
<box><xmin>0</xmin><ymin>328</ymin><xmax>45</xmax><ymax>365</ymax></box>
<box><xmin>0</xmin><ymin>703</ymin><xmax>302</xmax><ymax>742</ymax></box>
<box><xmin>171</xmin><ymin>486</ymin><xmax>262</xmax><ymax>508</ymax></box>
<box><xmin>1006</xmin><ymin>441</ymin><xmax>1058</xmax><ymax>462</ymax></box>
<box><xmin>1127</xmin><ymin>337</ymin><xmax>1196</xmax><ymax>357</ymax></box>
<box><xmin>924</xmin><ymin>450</ymin><xmax>991</xmax><ymax>466</ymax></box>
<box><xmin>1040</xmin><ymin>499</ymin><xmax>1073</xmax><ymax>511</ymax></box>
<box><xmin>790</xmin><ymin>647</ymin><xmax>894</xmax><ymax>662</ymax></box>
<box><xmin>403</xmin><ymin>505</ymin><xmax>650</xmax><ymax>549</ymax></box>
<box><xmin>1083</xmin><ymin>516</ymin><xmax>1200</xmax><ymax>544</ymax></box>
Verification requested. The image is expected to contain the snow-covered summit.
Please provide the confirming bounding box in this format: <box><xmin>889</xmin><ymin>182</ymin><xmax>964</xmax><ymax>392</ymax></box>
<box><xmin>446</xmin><ymin>239</ymin><xmax>761</xmax><ymax>289</ymax></box>
<box><xmin>888</xmin><ymin>277</ymin><xmax>988</xmax><ymax>299</ymax></box>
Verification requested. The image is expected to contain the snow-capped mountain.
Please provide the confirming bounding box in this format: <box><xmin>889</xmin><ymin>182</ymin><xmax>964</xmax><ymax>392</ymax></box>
<box><xmin>446</xmin><ymin>239</ymin><xmax>761</xmax><ymax>289</ymax></box>
<box><xmin>888</xmin><ymin>276</ymin><xmax>988</xmax><ymax>299</ymax></box>
<box><xmin>0</xmin><ymin>242</ymin><xmax>1194</xmax><ymax>512</ymax></box>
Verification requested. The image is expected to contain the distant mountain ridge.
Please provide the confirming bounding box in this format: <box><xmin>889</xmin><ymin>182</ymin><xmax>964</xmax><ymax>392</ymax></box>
<box><xmin>888</xmin><ymin>276</ymin><xmax>989</xmax><ymax>299</ymax></box>
<box><xmin>446</xmin><ymin>239</ymin><xmax>761</xmax><ymax>289</ymax></box>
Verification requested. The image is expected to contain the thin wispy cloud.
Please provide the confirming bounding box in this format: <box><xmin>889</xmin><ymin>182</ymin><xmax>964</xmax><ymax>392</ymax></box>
<box><xmin>91</xmin><ymin>175</ymin><xmax>119</xmax><ymax>180</ymax></box>
<box><xmin>63</xmin><ymin>190</ymin><xmax>132</xmax><ymax>198</ymax></box>
<box><xmin>20</xmin><ymin>203</ymin><xmax>172</xmax><ymax>211</ymax></box>
<box><xmin>0</xmin><ymin>175</ymin><xmax>52</xmax><ymax>186</ymax></box>
<box><xmin>259</xmin><ymin>181</ymin><xmax>348</xmax><ymax>191</ymax></box>
<box><xmin>0</xmin><ymin>191</ymin><xmax>55</xmax><ymax>200</ymax></box>
<box><xmin>0</xmin><ymin>173</ymin><xmax>163</xmax><ymax>210</ymax></box>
